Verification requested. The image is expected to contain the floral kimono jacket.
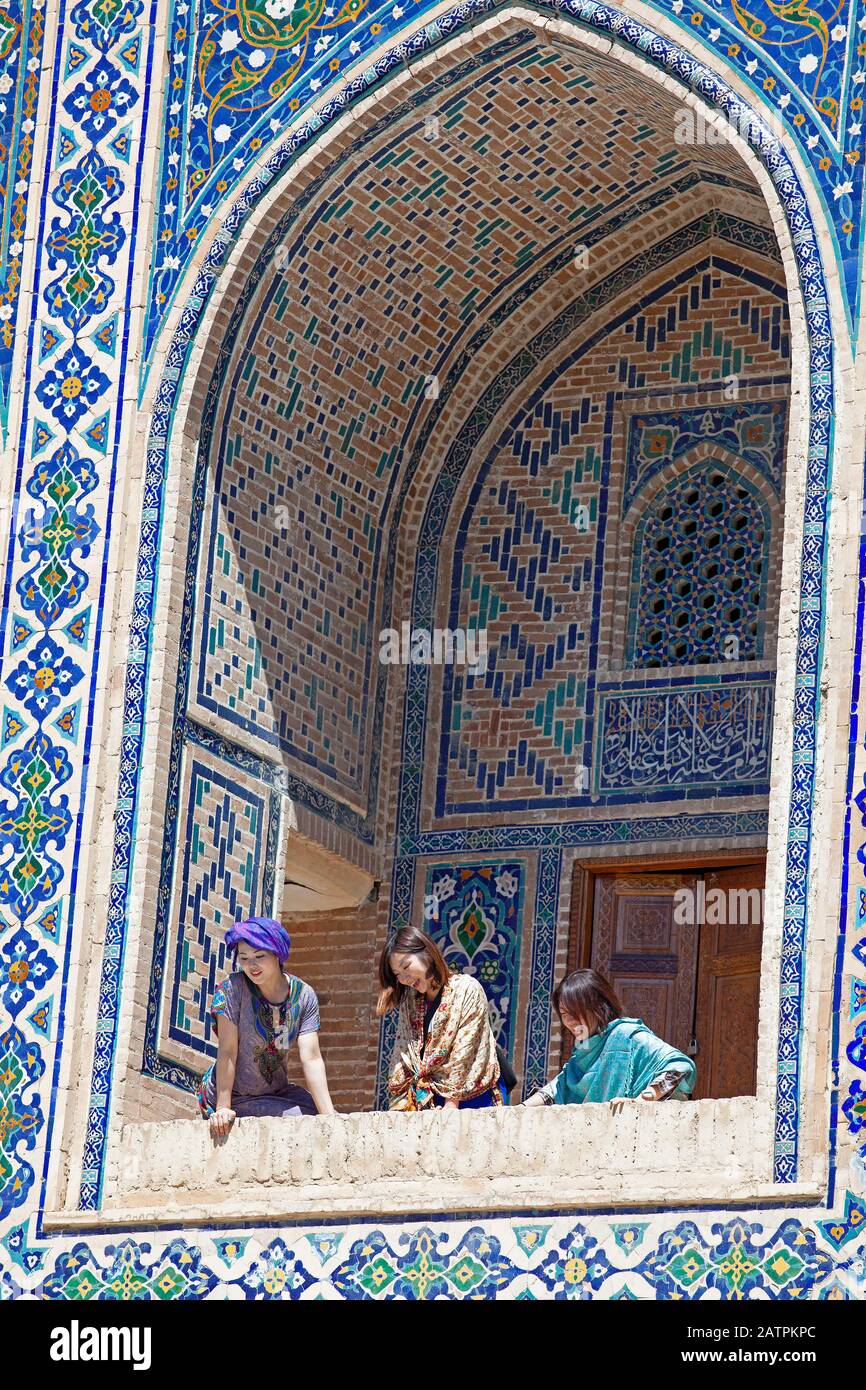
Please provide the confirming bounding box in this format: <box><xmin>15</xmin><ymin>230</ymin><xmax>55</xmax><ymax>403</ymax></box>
<box><xmin>387</xmin><ymin>972</ymin><xmax>501</xmax><ymax>1110</ymax></box>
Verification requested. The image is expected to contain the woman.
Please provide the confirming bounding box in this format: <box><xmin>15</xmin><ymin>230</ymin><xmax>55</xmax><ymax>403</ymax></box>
<box><xmin>522</xmin><ymin>968</ymin><xmax>696</xmax><ymax>1109</ymax></box>
<box><xmin>378</xmin><ymin>925</ymin><xmax>506</xmax><ymax>1110</ymax></box>
<box><xmin>196</xmin><ymin>915</ymin><xmax>336</xmax><ymax>1137</ymax></box>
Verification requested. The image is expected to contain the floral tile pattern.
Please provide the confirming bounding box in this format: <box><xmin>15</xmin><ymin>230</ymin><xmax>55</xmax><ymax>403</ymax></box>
<box><xmin>0</xmin><ymin>0</ymin><xmax>863</xmax><ymax>1297</ymax></box>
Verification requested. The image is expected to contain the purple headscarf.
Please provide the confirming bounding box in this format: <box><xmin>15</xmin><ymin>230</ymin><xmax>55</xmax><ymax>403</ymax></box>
<box><xmin>225</xmin><ymin>916</ymin><xmax>292</xmax><ymax>964</ymax></box>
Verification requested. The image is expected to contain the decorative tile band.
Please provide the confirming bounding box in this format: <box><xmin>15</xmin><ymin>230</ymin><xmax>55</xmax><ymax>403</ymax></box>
<box><xmin>1</xmin><ymin>1198</ymin><xmax>864</xmax><ymax>1299</ymax></box>
<box><xmin>594</xmin><ymin>677</ymin><xmax>774</xmax><ymax>795</ymax></box>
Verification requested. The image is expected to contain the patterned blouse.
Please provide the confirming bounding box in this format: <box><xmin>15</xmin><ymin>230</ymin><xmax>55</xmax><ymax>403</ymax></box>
<box><xmin>196</xmin><ymin>971</ymin><xmax>319</xmax><ymax>1118</ymax></box>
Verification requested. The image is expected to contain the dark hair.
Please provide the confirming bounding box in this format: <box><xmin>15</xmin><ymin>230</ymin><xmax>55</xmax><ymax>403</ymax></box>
<box><xmin>552</xmin><ymin>969</ymin><xmax>622</xmax><ymax>1035</ymax></box>
<box><xmin>376</xmin><ymin>926</ymin><xmax>451</xmax><ymax>1016</ymax></box>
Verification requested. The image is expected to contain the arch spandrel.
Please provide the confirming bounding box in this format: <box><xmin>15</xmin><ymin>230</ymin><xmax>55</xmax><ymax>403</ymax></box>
<box><xmin>142</xmin><ymin>0</ymin><xmax>863</xmax><ymax>374</ymax></box>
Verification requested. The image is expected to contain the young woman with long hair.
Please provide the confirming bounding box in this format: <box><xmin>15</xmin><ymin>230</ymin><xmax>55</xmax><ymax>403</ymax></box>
<box><xmin>522</xmin><ymin>968</ymin><xmax>696</xmax><ymax>1109</ymax></box>
<box><xmin>196</xmin><ymin>916</ymin><xmax>336</xmax><ymax>1137</ymax></box>
<box><xmin>377</xmin><ymin>925</ymin><xmax>506</xmax><ymax>1110</ymax></box>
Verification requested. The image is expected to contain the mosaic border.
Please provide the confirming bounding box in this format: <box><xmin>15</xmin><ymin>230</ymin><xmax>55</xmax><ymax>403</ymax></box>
<box><xmin>81</xmin><ymin>2</ymin><xmax>833</xmax><ymax>1210</ymax></box>
<box><xmin>4</xmin><ymin>1199</ymin><xmax>865</xmax><ymax>1300</ymax></box>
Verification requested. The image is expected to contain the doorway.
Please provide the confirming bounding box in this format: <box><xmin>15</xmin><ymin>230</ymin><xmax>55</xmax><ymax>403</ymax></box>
<box><xmin>568</xmin><ymin>854</ymin><xmax>765</xmax><ymax>1098</ymax></box>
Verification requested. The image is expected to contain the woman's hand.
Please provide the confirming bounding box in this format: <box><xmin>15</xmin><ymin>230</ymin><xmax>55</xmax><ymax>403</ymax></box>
<box><xmin>442</xmin><ymin>1099</ymin><xmax>460</xmax><ymax>1111</ymax></box>
<box><xmin>608</xmin><ymin>1095</ymin><xmax>650</xmax><ymax>1116</ymax></box>
<box><xmin>209</xmin><ymin>1106</ymin><xmax>236</xmax><ymax>1139</ymax></box>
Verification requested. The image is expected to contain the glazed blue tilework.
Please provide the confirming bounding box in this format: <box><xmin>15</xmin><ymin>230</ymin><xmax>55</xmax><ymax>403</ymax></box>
<box><xmin>402</xmin><ymin>809</ymin><xmax>768</xmax><ymax>857</ymax></box>
<box><xmin>423</xmin><ymin>861</ymin><xmax>526</xmax><ymax>1055</ymax></box>
<box><xmin>523</xmin><ymin>847</ymin><xmax>561</xmax><ymax>1095</ymax></box>
<box><xmin>147</xmin><ymin>190</ymin><xmax>817</xmax><ymax>1184</ymax></box>
<box><xmin>378</xmin><ymin>851</ymin><xmax>559</xmax><ymax>1105</ymax></box>
<box><xmin>142</xmin><ymin>719</ymin><xmax>281</xmax><ymax>1094</ymax></box>
<box><xmin>167</xmin><ymin>759</ymin><xmax>269</xmax><ymax>1054</ymax></box>
<box><xmin>191</xmin><ymin>34</ymin><xmax>756</xmax><ymax>796</ymax></box>
<box><xmin>434</xmin><ymin>256</ymin><xmax>787</xmax><ymax>816</ymax></box>
<box><xmin>624</xmin><ymin>401</ymin><xmax>787</xmax><ymax>513</ymax></box>
<box><xmin>142</xmin><ymin>0</ymin><xmax>865</xmax><ymax>362</ymax></box>
<box><xmin>198</xmin><ymin>410</ymin><xmax>373</xmax><ymax>792</ymax></box>
<box><xmin>0</xmin><ymin>3</ymin><xmax>45</xmax><ymax>437</ymax></box>
<box><xmin>357</xmin><ymin>25</ymin><xmax>833</xmax><ymax>1180</ymax></box>
<box><xmin>0</xmin><ymin>0</ymin><xmax>860</xmax><ymax>1295</ymax></box>
<box><xmin>595</xmin><ymin>675</ymin><xmax>774</xmax><ymax>795</ymax></box>
<box><xmin>45</xmin><ymin>0</ymin><xmax>835</xmax><ymax>1213</ymax></box>
<box><xmin>0</xmin><ymin>0</ymin><xmax>163</xmax><ymax>1219</ymax></box>
<box><xmin>626</xmin><ymin>463</ymin><xmax>770</xmax><ymax>666</ymax></box>
<box><xmin>2</xmin><ymin>1199</ymin><xmax>863</xmax><ymax>1298</ymax></box>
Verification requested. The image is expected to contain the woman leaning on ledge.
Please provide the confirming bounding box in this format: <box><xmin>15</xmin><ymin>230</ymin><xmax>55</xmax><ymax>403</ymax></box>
<box><xmin>196</xmin><ymin>916</ymin><xmax>336</xmax><ymax>1137</ymax></box>
<box><xmin>522</xmin><ymin>968</ymin><xmax>696</xmax><ymax>1111</ymax></box>
<box><xmin>378</xmin><ymin>926</ymin><xmax>507</xmax><ymax>1110</ymax></box>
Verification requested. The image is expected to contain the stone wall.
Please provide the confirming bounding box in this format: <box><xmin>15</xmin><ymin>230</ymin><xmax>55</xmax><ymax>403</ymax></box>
<box><xmin>281</xmin><ymin>903</ymin><xmax>383</xmax><ymax>1114</ymax></box>
<box><xmin>97</xmin><ymin>1099</ymin><xmax>779</xmax><ymax>1224</ymax></box>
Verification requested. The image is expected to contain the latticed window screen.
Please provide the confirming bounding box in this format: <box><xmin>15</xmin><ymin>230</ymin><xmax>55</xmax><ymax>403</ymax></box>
<box><xmin>627</xmin><ymin>465</ymin><xmax>767</xmax><ymax>668</ymax></box>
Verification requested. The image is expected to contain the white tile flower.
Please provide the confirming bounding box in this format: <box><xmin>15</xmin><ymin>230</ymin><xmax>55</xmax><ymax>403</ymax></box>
<box><xmin>495</xmin><ymin>869</ymin><xmax>519</xmax><ymax>899</ymax></box>
<box><xmin>433</xmin><ymin>872</ymin><xmax>457</xmax><ymax>903</ymax></box>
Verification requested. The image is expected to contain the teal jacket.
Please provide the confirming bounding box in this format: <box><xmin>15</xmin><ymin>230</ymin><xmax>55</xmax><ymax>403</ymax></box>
<box><xmin>550</xmin><ymin>1017</ymin><xmax>696</xmax><ymax>1105</ymax></box>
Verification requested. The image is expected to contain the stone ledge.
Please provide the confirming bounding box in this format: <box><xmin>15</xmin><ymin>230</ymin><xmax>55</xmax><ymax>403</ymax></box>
<box><xmin>44</xmin><ymin>1096</ymin><xmax>806</xmax><ymax>1226</ymax></box>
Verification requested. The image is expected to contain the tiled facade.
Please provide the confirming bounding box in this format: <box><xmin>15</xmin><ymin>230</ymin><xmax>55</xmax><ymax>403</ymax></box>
<box><xmin>0</xmin><ymin>0</ymin><xmax>864</xmax><ymax>1298</ymax></box>
<box><xmin>438</xmin><ymin>259</ymin><xmax>788</xmax><ymax>813</ymax></box>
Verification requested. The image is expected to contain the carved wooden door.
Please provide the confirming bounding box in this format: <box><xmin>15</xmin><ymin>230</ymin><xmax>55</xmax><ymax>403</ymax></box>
<box><xmin>692</xmin><ymin>863</ymin><xmax>764</xmax><ymax>1099</ymax></box>
<box><xmin>590</xmin><ymin>873</ymin><xmax>699</xmax><ymax>1057</ymax></box>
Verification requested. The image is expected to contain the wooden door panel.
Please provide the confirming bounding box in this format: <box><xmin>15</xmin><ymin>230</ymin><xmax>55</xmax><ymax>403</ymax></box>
<box><xmin>608</xmin><ymin>977</ymin><xmax>675</xmax><ymax>1043</ymax></box>
<box><xmin>577</xmin><ymin>857</ymin><xmax>766</xmax><ymax>1099</ymax></box>
<box><xmin>613</xmin><ymin>896</ymin><xmax>678</xmax><ymax>954</ymax></box>
<box><xmin>706</xmin><ymin>972</ymin><xmax>760</xmax><ymax>1098</ymax></box>
<box><xmin>715</xmin><ymin>897</ymin><xmax>762</xmax><ymax>955</ymax></box>
<box><xmin>591</xmin><ymin>873</ymin><xmax>699</xmax><ymax>1057</ymax></box>
<box><xmin>693</xmin><ymin>863</ymin><xmax>764</xmax><ymax>1099</ymax></box>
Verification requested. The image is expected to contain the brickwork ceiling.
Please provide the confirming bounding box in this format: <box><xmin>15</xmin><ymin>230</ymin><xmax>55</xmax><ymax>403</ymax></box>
<box><xmin>200</xmin><ymin>32</ymin><xmax>780</xmax><ymax>801</ymax></box>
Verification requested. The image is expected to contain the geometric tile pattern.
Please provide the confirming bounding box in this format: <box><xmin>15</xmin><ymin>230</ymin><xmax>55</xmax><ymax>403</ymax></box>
<box><xmin>623</xmin><ymin>401</ymin><xmax>786</xmax><ymax>513</ymax></box>
<box><xmin>144</xmin><ymin>721</ymin><xmax>283</xmax><ymax>1095</ymax></box>
<box><xmin>442</xmin><ymin>262</ymin><xmax>788</xmax><ymax>811</ymax></box>
<box><xmin>422</xmin><ymin>861</ymin><xmax>526</xmax><ymax>1058</ymax></box>
<box><xmin>379</xmin><ymin>849</ymin><xmax>563</xmax><ymax>1108</ymax></box>
<box><xmin>355</xmin><ymin>14</ymin><xmax>836</xmax><ymax>1184</ymax></box>
<box><xmin>196</xmin><ymin>35</ymin><xmax>758</xmax><ymax>796</ymax></box>
<box><xmin>167</xmin><ymin>761</ymin><xmax>268</xmax><ymax>1053</ymax></box>
<box><xmin>627</xmin><ymin>462</ymin><xmax>769</xmax><ymax>666</ymax></box>
<box><xmin>0</xmin><ymin>0</ymin><xmax>846</xmax><ymax>1241</ymax></box>
<box><xmin>0</xmin><ymin>2</ymin><xmax>46</xmax><ymax>436</ymax></box>
<box><xmin>0</xmin><ymin>1199</ymin><xmax>859</xmax><ymax>1299</ymax></box>
<box><xmin>0</xmin><ymin>0</ymin><xmax>148</xmax><ymax>1221</ymax></box>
